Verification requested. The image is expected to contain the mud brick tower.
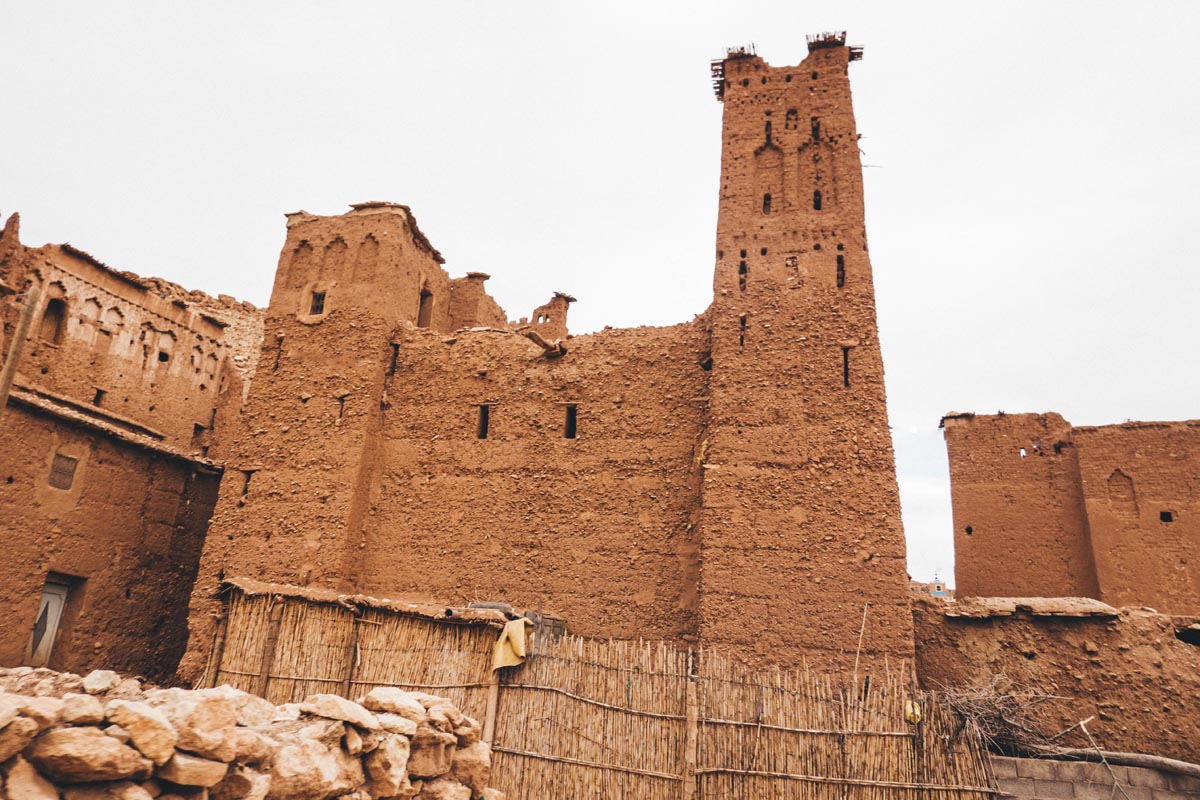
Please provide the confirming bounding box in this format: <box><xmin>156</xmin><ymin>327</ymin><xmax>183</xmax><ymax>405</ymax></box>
<box><xmin>181</xmin><ymin>35</ymin><xmax>914</xmax><ymax>680</ymax></box>
<box><xmin>697</xmin><ymin>36</ymin><xmax>913</xmax><ymax>666</ymax></box>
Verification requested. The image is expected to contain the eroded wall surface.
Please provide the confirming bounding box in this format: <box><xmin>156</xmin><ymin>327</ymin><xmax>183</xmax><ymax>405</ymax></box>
<box><xmin>944</xmin><ymin>413</ymin><xmax>1199</xmax><ymax>613</ymax></box>
<box><xmin>913</xmin><ymin>593</ymin><xmax>1200</xmax><ymax>764</ymax></box>
<box><xmin>184</xmin><ymin>40</ymin><xmax>914</xmax><ymax>680</ymax></box>
<box><xmin>0</xmin><ymin>213</ymin><xmax>256</xmax><ymax>679</ymax></box>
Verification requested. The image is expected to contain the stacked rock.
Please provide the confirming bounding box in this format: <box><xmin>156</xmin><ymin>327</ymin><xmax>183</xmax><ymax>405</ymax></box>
<box><xmin>0</xmin><ymin>667</ymin><xmax>500</xmax><ymax>800</ymax></box>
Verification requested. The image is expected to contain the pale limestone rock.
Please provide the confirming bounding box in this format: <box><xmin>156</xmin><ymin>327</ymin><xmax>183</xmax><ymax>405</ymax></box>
<box><xmin>374</xmin><ymin>713</ymin><xmax>417</xmax><ymax>737</ymax></box>
<box><xmin>272</xmin><ymin>704</ymin><xmax>301</xmax><ymax>722</ymax></box>
<box><xmin>108</xmin><ymin>699</ymin><xmax>178</xmax><ymax>765</ymax></box>
<box><xmin>407</xmin><ymin>726</ymin><xmax>457</xmax><ymax>778</ymax></box>
<box><xmin>298</xmin><ymin>694</ymin><xmax>380</xmax><ymax>731</ymax></box>
<box><xmin>157</xmin><ymin>753</ymin><xmax>229</xmax><ymax>788</ymax></box>
<box><xmin>360</xmin><ymin>689</ymin><xmax>427</xmax><ymax>724</ymax></box>
<box><xmin>425</xmin><ymin>703</ymin><xmax>463</xmax><ymax>734</ymax></box>
<box><xmin>0</xmin><ymin>692</ymin><xmax>22</xmax><ymax>728</ymax></box>
<box><xmin>450</xmin><ymin>741</ymin><xmax>491</xmax><ymax>797</ymax></box>
<box><xmin>163</xmin><ymin>696</ymin><xmax>237</xmax><ymax>762</ymax></box>
<box><xmin>480</xmin><ymin>789</ymin><xmax>505</xmax><ymax>800</ymax></box>
<box><xmin>198</xmin><ymin>687</ymin><xmax>276</xmax><ymax>728</ymax></box>
<box><xmin>451</xmin><ymin>716</ymin><xmax>481</xmax><ymax>746</ymax></box>
<box><xmin>63</xmin><ymin>781</ymin><xmax>154</xmax><ymax>800</ymax></box>
<box><xmin>3</xmin><ymin>755</ymin><xmax>58</xmax><ymax>800</ymax></box>
<box><xmin>416</xmin><ymin>778</ymin><xmax>469</xmax><ymax>800</ymax></box>
<box><xmin>405</xmin><ymin>693</ymin><xmax>450</xmax><ymax>711</ymax></box>
<box><xmin>83</xmin><ymin>670</ymin><xmax>122</xmax><ymax>695</ymax></box>
<box><xmin>0</xmin><ymin>717</ymin><xmax>41</xmax><ymax>761</ymax></box>
<box><xmin>232</xmin><ymin>728</ymin><xmax>278</xmax><ymax>766</ymax></box>
<box><xmin>63</xmin><ymin>692</ymin><xmax>107</xmax><ymax>724</ymax></box>
<box><xmin>210</xmin><ymin>765</ymin><xmax>271</xmax><ymax>800</ymax></box>
<box><xmin>364</xmin><ymin>734</ymin><xmax>412</xmax><ymax>797</ymax></box>
<box><xmin>30</xmin><ymin>726</ymin><xmax>154</xmax><ymax>782</ymax></box>
<box><xmin>264</xmin><ymin>740</ymin><xmax>340</xmax><ymax>800</ymax></box>
<box><xmin>106</xmin><ymin>724</ymin><xmax>133</xmax><ymax>744</ymax></box>
<box><xmin>343</xmin><ymin>725</ymin><xmax>363</xmax><ymax>756</ymax></box>
<box><xmin>112</xmin><ymin>678</ymin><xmax>143</xmax><ymax>697</ymax></box>
<box><xmin>13</xmin><ymin>694</ymin><xmax>63</xmax><ymax>730</ymax></box>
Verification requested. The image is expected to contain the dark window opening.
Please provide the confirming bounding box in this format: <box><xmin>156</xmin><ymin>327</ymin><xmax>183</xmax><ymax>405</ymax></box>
<box><xmin>813</xmin><ymin>190</ymin><xmax>823</xmax><ymax>211</ymax></box>
<box><xmin>309</xmin><ymin>290</ymin><xmax>326</xmax><ymax>315</ymax></box>
<box><xmin>965</xmin><ymin>526</ymin><xmax>973</xmax><ymax>536</ymax></box>
<box><xmin>740</xmin><ymin>78</ymin><xmax>749</xmax><ymax>87</ymax></box>
<box><xmin>786</xmin><ymin>109</ymin><xmax>798</xmax><ymax>129</ymax></box>
<box><xmin>564</xmin><ymin>405</ymin><xmax>578</xmax><ymax>439</ymax></box>
<box><xmin>476</xmin><ymin>405</ymin><xmax>490</xmax><ymax>439</ymax></box>
<box><xmin>837</xmin><ymin>243</ymin><xmax>845</xmax><ymax>251</ymax></box>
<box><xmin>48</xmin><ymin>454</ymin><xmax>78</xmax><ymax>491</ymax></box>
<box><xmin>1176</xmin><ymin>627</ymin><xmax>1200</xmax><ymax>647</ymax></box>
<box><xmin>417</xmin><ymin>290</ymin><xmax>434</xmax><ymax>328</ymax></box>
<box><xmin>760</xmin><ymin>248</ymin><xmax>768</xmax><ymax>256</ymax></box>
<box><xmin>92</xmin><ymin>389</ymin><xmax>106</xmax><ymax>406</ymax></box>
<box><xmin>1161</xmin><ymin>511</ymin><xmax>1175</xmax><ymax>523</ymax></box>
<box><xmin>337</xmin><ymin>396</ymin><xmax>346</xmax><ymax>419</ymax></box>
<box><xmin>811</xmin><ymin>71</ymin><xmax>818</xmax><ymax>80</ymax></box>
<box><xmin>192</xmin><ymin>424</ymin><xmax>205</xmax><ymax>442</ymax></box>
<box><xmin>813</xmin><ymin>243</ymin><xmax>821</xmax><ymax>251</ymax></box>
<box><xmin>739</xmin><ymin>314</ymin><xmax>747</xmax><ymax>347</ymax></box>
<box><xmin>842</xmin><ymin>346</ymin><xmax>851</xmax><ymax>387</ymax></box>
<box><xmin>738</xmin><ymin>261</ymin><xmax>747</xmax><ymax>291</ymax></box>
<box><xmin>40</xmin><ymin>298</ymin><xmax>66</xmax><ymax>344</ymax></box>
<box><xmin>811</xmin><ymin>117</ymin><xmax>820</xmax><ymax>140</ymax></box>
<box><xmin>836</xmin><ymin>255</ymin><xmax>845</xmax><ymax>288</ymax></box>
<box><xmin>698</xmin><ymin>353</ymin><xmax>713</xmax><ymax>371</ymax></box>
<box><xmin>158</xmin><ymin>351</ymin><xmax>170</xmax><ymax>363</ymax></box>
<box><xmin>388</xmin><ymin>343</ymin><xmax>400</xmax><ymax>376</ymax></box>
<box><xmin>762</xmin><ymin>193</ymin><xmax>772</xmax><ymax>215</ymax></box>
<box><xmin>785</xmin><ymin>74</ymin><xmax>792</xmax><ymax>83</ymax></box>
<box><xmin>241</xmin><ymin>470</ymin><xmax>254</xmax><ymax>497</ymax></box>
<box><xmin>764</xmin><ymin>120</ymin><xmax>772</xmax><ymax>143</ymax></box>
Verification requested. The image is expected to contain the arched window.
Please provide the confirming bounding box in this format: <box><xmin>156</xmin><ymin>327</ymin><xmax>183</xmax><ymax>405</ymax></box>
<box><xmin>417</xmin><ymin>289</ymin><xmax>434</xmax><ymax>328</ymax></box>
<box><xmin>40</xmin><ymin>298</ymin><xmax>67</xmax><ymax>344</ymax></box>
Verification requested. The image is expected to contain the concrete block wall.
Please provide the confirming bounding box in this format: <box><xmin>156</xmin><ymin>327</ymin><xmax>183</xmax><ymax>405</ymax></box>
<box><xmin>993</xmin><ymin>756</ymin><xmax>1200</xmax><ymax>800</ymax></box>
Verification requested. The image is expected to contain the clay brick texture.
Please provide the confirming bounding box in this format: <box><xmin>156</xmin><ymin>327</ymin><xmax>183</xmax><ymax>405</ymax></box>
<box><xmin>944</xmin><ymin>413</ymin><xmax>1200</xmax><ymax>613</ymax></box>
<box><xmin>0</xmin><ymin>213</ymin><xmax>262</xmax><ymax>680</ymax></box>
<box><xmin>181</xmin><ymin>43</ymin><xmax>914</xmax><ymax>680</ymax></box>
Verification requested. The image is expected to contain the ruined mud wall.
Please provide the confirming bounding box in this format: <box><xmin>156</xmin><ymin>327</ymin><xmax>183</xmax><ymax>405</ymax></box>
<box><xmin>0</xmin><ymin>404</ymin><xmax>219</xmax><ymax>682</ymax></box>
<box><xmin>365</xmin><ymin>321</ymin><xmax>707</xmax><ymax>642</ymax></box>
<box><xmin>913</xmin><ymin>593</ymin><xmax>1200</xmax><ymax>764</ymax></box>
<box><xmin>943</xmin><ymin>413</ymin><xmax>1100</xmax><ymax>599</ymax></box>
<box><xmin>944</xmin><ymin>413</ymin><xmax>1199</xmax><ymax>613</ymax></box>
<box><xmin>1073</xmin><ymin>421</ymin><xmax>1200</xmax><ymax>613</ymax></box>
<box><xmin>698</xmin><ymin>43</ymin><xmax>913</xmax><ymax>669</ymax></box>
<box><xmin>0</xmin><ymin>213</ymin><xmax>263</xmax><ymax>456</ymax></box>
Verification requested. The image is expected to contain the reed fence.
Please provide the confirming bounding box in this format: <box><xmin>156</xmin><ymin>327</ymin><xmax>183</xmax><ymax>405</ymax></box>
<box><xmin>202</xmin><ymin>586</ymin><xmax>996</xmax><ymax>799</ymax></box>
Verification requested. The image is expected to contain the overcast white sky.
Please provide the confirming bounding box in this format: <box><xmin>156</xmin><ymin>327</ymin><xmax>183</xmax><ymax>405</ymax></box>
<box><xmin>4</xmin><ymin>2</ymin><xmax>1198</xmax><ymax>584</ymax></box>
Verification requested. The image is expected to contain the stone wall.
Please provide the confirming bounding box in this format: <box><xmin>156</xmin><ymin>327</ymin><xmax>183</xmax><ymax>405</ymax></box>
<box><xmin>992</xmin><ymin>756</ymin><xmax>1200</xmax><ymax>800</ymax></box>
<box><xmin>0</xmin><ymin>667</ymin><xmax>499</xmax><ymax>800</ymax></box>
<box><xmin>943</xmin><ymin>413</ymin><xmax>1200</xmax><ymax>613</ymax></box>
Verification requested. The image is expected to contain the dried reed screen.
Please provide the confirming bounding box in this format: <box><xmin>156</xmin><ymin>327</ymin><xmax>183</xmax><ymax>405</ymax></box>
<box><xmin>207</xmin><ymin>590</ymin><xmax>996</xmax><ymax>799</ymax></box>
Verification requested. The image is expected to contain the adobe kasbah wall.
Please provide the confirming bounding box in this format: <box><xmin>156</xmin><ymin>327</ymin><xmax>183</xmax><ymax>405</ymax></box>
<box><xmin>913</xmin><ymin>591</ymin><xmax>1200</xmax><ymax>764</ymax></box>
<box><xmin>0</xmin><ymin>212</ymin><xmax>262</xmax><ymax>682</ymax></box>
<box><xmin>944</xmin><ymin>412</ymin><xmax>1200</xmax><ymax>613</ymax></box>
<box><xmin>181</xmin><ymin>37</ymin><xmax>914</xmax><ymax>680</ymax></box>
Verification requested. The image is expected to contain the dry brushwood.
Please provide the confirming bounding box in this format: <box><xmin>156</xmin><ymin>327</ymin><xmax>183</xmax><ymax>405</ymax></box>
<box><xmin>937</xmin><ymin>674</ymin><xmax>1064</xmax><ymax>755</ymax></box>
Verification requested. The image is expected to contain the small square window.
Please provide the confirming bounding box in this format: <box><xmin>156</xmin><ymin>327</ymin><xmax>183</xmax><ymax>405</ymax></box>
<box><xmin>48</xmin><ymin>454</ymin><xmax>78</xmax><ymax>490</ymax></box>
<box><xmin>310</xmin><ymin>291</ymin><xmax>326</xmax><ymax>315</ymax></box>
<box><xmin>1160</xmin><ymin>511</ymin><xmax>1175</xmax><ymax>523</ymax></box>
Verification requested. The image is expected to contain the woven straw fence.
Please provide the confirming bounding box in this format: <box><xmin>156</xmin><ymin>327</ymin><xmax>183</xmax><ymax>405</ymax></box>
<box><xmin>204</xmin><ymin>590</ymin><xmax>996</xmax><ymax>799</ymax></box>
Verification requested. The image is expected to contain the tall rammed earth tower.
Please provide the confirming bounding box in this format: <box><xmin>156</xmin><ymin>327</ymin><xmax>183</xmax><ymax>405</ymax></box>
<box><xmin>698</xmin><ymin>36</ymin><xmax>914</xmax><ymax>669</ymax></box>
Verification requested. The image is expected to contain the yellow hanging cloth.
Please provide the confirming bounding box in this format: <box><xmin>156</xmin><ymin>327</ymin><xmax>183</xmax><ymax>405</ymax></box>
<box><xmin>492</xmin><ymin>617</ymin><xmax>535</xmax><ymax>671</ymax></box>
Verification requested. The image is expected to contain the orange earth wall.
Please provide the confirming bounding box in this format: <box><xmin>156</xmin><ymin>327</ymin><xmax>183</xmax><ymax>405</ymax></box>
<box><xmin>182</xmin><ymin>41</ymin><xmax>915</xmax><ymax>681</ymax></box>
<box><xmin>0</xmin><ymin>213</ymin><xmax>262</xmax><ymax>680</ymax></box>
<box><xmin>944</xmin><ymin>413</ymin><xmax>1200</xmax><ymax>613</ymax></box>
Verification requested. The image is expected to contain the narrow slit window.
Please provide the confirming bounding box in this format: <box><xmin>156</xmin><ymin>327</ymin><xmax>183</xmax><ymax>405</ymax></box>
<box><xmin>388</xmin><ymin>343</ymin><xmax>400</xmax><ymax>376</ymax></box>
<box><xmin>762</xmin><ymin>193</ymin><xmax>772</xmax><ymax>215</ymax></box>
<box><xmin>309</xmin><ymin>290</ymin><xmax>326</xmax><ymax>315</ymax></box>
<box><xmin>764</xmin><ymin>120</ymin><xmax>772</xmax><ymax>143</ymax></box>
<box><xmin>842</xmin><ymin>347</ymin><xmax>851</xmax><ymax>387</ymax></box>
<box><xmin>813</xmin><ymin>190</ymin><xmax>823</xmax><ymax>211</ymax></box>
<box><xmin>476</xmin><ymin>405</ymin><xmax>490</xmax><ymax>439</ymax></box>
<box><xmin>417</xmin><ymin>289</ymin><xmax>434</xmax><ymax>328</ymax></box>
<box><xmin>739</xmin><ymin>314</ymin><xmax>747</xmax><ymax>347</ymax></box>
<box><xmin>811</xmin><ymin>117</ymin><xmax>821</xmax><ymax>140</ymax></box>
<box><xmin>564</xmin><ymin>405</ymin><xmax>578</xmax><ymax>439</ymax></box>
<box><xmin>836</xmin><ymin>255</ymin><xmax>845</xmax><ymax>288</ymax></box>
<box><xmin>738</xmin><ymin>261</ymin><xmax>747</xmax><ymax>291</ymax></box>
<box><xmin>48</xmin><ymin>453</ymin><xmax>78</xmax><ymax>490</ymax></box>
<box><xmin>92</xmin><ymin>389</ymin><xmax>106</xmax><ymax>407</ymax></box>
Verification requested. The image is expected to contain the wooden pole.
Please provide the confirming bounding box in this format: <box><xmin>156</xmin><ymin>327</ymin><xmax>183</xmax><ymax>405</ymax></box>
<box><xmin>256</xmin><ymin>597</ymin><xmax>285</xmax><ymax>699</ymax></box>
<box><xmin>482</xmin><ymin>670</ymin><xmax>501</xmax><ymax>745</ymax></box>
<box><xmin>683</xmin><ymin>677</ymin><xmax>699</xmax><ymax>799</ymax></box>
<box><xmin>341</xmin><ymin>612</ymin><xmax>361</xmax><ymax>698</ymax></box>
<box><xmin>0</xmin><ymin>283</ymin><xmax>40</xmax><ymax>417</ymax></box>
<box><xmin>206</xmin><ymin>609</ymin><xmax>229</xmax><ymax>689</ymax></box>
